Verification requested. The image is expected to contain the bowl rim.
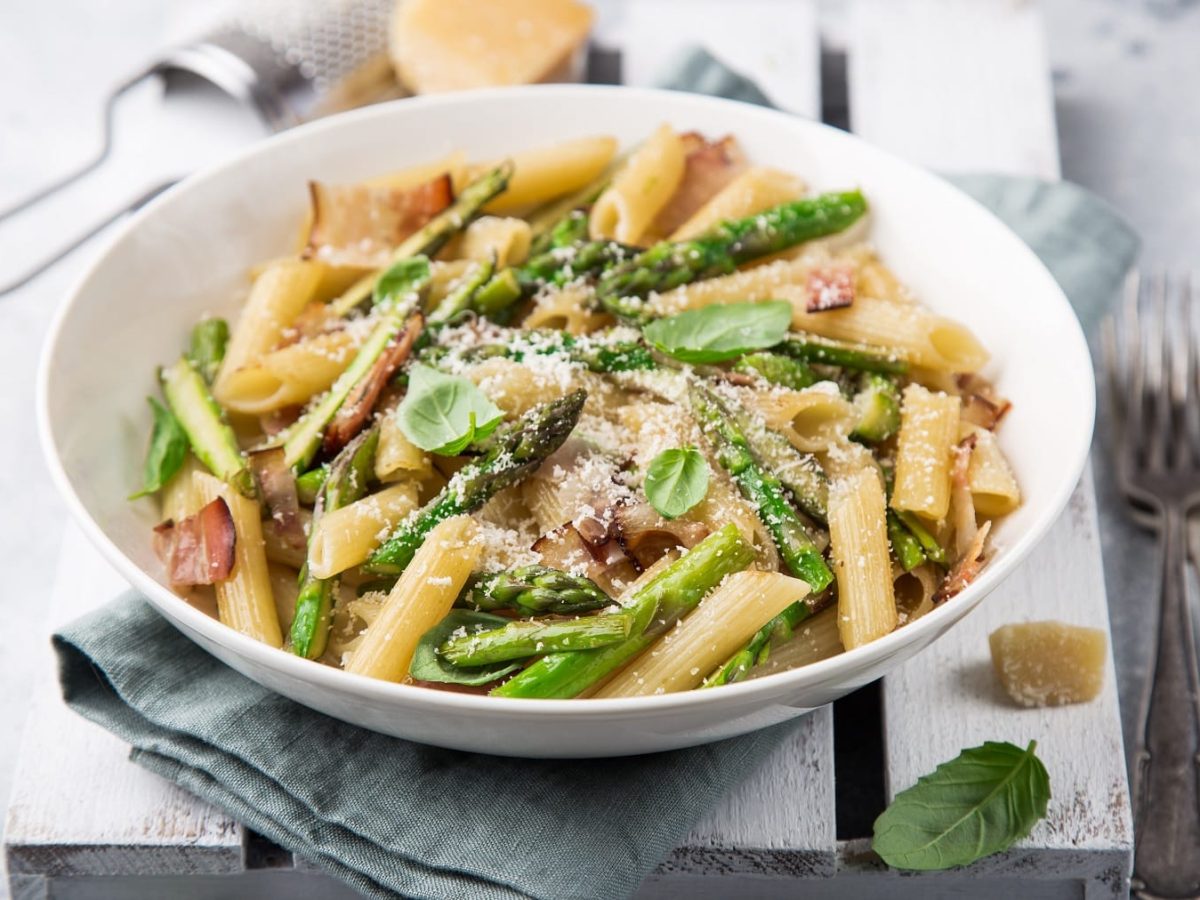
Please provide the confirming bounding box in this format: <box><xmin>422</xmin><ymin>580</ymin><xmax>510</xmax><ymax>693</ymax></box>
<box><xmin>37</xmin><ymin>83</ymin><xmax>1095</xmax><ymax>718</ymax></box>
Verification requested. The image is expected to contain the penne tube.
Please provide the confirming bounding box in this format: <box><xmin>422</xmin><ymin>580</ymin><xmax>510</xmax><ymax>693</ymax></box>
<box><xmin>522</xmin><ymin>287</ymin><xmax>611</xmax><ymax>336</ymax></box>
<box><xmin>747</xmin><ymin>606</ymin><xmax>843</xmax><ymax>679</ymax></box>
<box><xmin>345</xmin><ymin>516</ymin><xmax>480</xmax><ymax>682</ymax></box>
<box><xmin>748</xmin><ymin>385</ymin><xmax>858</xmax><ymax>452</ymax></box>
<box><xmin>892</xmin><ymin>384</ymin><xmax>961</xmax><ymax>520</ymax></box>
<box><xmin>669</xmin><ymin>166</ymin><xmax>807</xmax><ymax>241</ymax></box>
<box><xmin>218</xmin><ymin>331</ymin><xmax>360</xmax><ymax>415</ymax></box>
<box><xmin>962</xmin><ymin>423</ymin><xmax>1021</xmax><ymax>517</ymax></box>
<box><xmin>194</xmin><ymin>472</ymin><xmax>283</xmax><ymax>648</ymax></box>
<box><xmin>479</xmin><ymin>136</ymin><xmax>617</xmax><ymax>214</ymax></box>
<box><xmin>596</xmin><ymin>570</ymin><xmax>808</xmax><ymax>697</ymax></box>
<box><xmin>450</xmin><ymin>216</ymin><xmax>533</xmax><ymax>266</ymax></box>
<box><xmin>590</xmin><ymin>125</ymin><xmax>685</xmax><ymax>245</ymax></box>
<box><xmin>308</xmin><ymin>483</ymin><xmax>420</xmax><ymax>579</ymax></box>
<box><xmin>829</xmin><ymin>468</ymin><xmax>897</xmax><ymax>650</ymax></box>
<box><xmin>160</xmin><ymin>456</ymin><xmax>205</xmax><ymax>524</ymax></box>
<box><xmin>214</xmin><ymin>259</ymin><xmax>322</xmax><ymax>401</ymax></box>
<box><xmin>375</xmin><ymin>410</ymin><xmax>432</xmax><ymax>482</ymax></box>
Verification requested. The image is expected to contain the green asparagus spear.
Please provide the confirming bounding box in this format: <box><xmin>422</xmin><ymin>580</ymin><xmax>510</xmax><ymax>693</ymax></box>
<box><xmin>290</xmin><ymin>426</ymin><xmax>380</xmax><ymax>660</ymax></box>
<box><xmin>436</xmin><ymin>330</ymin><xmax>657</xmax><ymax>374</ymax></box>
<box><xmin>295</xmin><ymin>465</ymin><xmax>329</xmax><ymax>505</ymax></box>
<box><xmin>280</xmin><ymin>257</ymin><xmax>431</xmax><ymax>470</ymax></box>
<box><xmin>329</xmin><ymin>164</ymin><xmax>513</xmax><ymax>317</ymax></box>
<box><xmin>427</xmin><ymin>256</ymin><xmax>495</xmax><ymax>326</ymax></box>
<box><xmin>440</xmin><ymin>613</ymin><xmax>633</xmax><ymax>667</ymax></box>
<box><xmin>895</xmin><ymin>510</ymin><xmax>947</xmax><ymax>565</ymax></box>
<box><xmin>518</xmin><ymin>239</ymin><xmax>637</xmax><ymax>291</ymax></box>
<box><xmin>778</xmin><ymin>334</ymin><xmax>908</xmax><ymax>375</ymax></box>
<box><xmin>851</xmin><ymin>373</ymin><xmax>901</xmax><ymax>443</ymax></box>
<box><xmin>458</xmin><ymin>565</ymin><xmax>613</xmax><ymax>615</ymax></box>
<box><xmin>728</xmin><ymin>403</ymin><xmax>829</xmax><ymax>523</ymax></box>
<box><xmin>186</xmin><ymin>318</ymin><xmax>229</xmax><ymax>385</ymax></box>
<box><xmin>470</xmin><ymin>268</ymin><xmax>523</xmax><ymax>318</ymax></box>
<box><xmin>364</xmin><ymin>390</ymin><xmax>587</xmax><ymax>575</ymax></box>
<box><xmin>160</xmin><ymin>357</ymin><xmax>255</xmax><ymax>497</ymax></box>
<box><xmin>703</xmin><ymin>599</ymin><xmax>814</xmax><ymax>687</ymax></box>
<box><xmin>595</xmin><ymin>190</ymin><xmax>868</xmax><ymax>321</ymax></box>
<box><xmin>491</xmin><ymin>523</ymin><xmax>755</xmax><ymax>699</ymax></box>
<box><xmin>689</xmin><ymin>383</ymin><xmax>834</xmax><ymax>592</ymax></box>
<box><xmin>529</xmin><ymin>208</ymin><xmax>590</xmax><ymax>256</ymax></box>
<box><xmin>887</xmin><ymin>511</ymin><xmax>927</xmax><ymax>572</ymax></box>
<box><xmin>733</xmin><ymin>351</ymin><xmax>817</xmax><ymax>390</ymax></box>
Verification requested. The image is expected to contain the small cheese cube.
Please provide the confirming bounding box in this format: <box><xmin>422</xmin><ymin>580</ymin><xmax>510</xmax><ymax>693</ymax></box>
<box><xmin>390</xmin><ymin>0</ymin><xmax>594</xmax><ymax>94</ymax></box>
<box><xmin>988</xmin><ymin>621</ymin><xmax>1107</xmax><ymax>707</ymax></box>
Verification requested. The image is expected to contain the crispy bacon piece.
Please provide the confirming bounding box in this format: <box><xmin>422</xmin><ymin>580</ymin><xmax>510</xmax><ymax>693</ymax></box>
<box><xmin>806</xmin><ymin>266</ymin><xmax>856</xmax><ymax>312</ymax></box>
<box><xmin>532</xmin><ymin>524</ymin><xmax>640</xmax><ymax>597</ymax></box>
<box><xmin>650</xmin><ymin>133</ymin><xmax>748</xmax><ymax>238</ymax></box>
<box><xmin>259</xmin><ymin>406</ymin><xmax>301</xmax><ymax>438</ymax></box>
<box><xmin>934</xmin><ymin>520</ymin><xmax>991</xmax><ymax>604</ymax></box>
<box><xmin>612</xmin><ymin>501</ymin><xmax>710</xmax><ymax>569</ymax></box>
<box><xmin>956</xmin><ymin>374</ymin><xmax>1012</xmax><ymax>430</ymax></box>
<box><xmin>304</xmin><ymin>173</ymin><xmax>453</xmax><ymax>268</ymax></box>
<box><xmin>248</xmin><ymin>447</ymin><xmax>305</xmax><ymax>550</ymax></box>
<box><xmin>323</xmin><ymin>313</ymin><xmax>424</xmax><ymax>455</ymax></box>
<box><xmin>153</xmin><ymin>498</ymin><xmax>236</xmax><ymax>586</ymax></box>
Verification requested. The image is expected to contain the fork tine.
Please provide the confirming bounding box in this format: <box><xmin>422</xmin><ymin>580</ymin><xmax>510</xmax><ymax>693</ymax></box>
<box><xmin>1184</xmin><ymin>273</ymin><xmax>1200</xmax><ymax>468</ymax></box>
<box><xmin>1122</xmin><ymin>272</ymin><xmax>1146</xmax><ymax>470</ymax></box>
<box><xmin>1143</xmin><ymin>272</ymin><xmax>1171</xmax><ymax>472</ymax></box>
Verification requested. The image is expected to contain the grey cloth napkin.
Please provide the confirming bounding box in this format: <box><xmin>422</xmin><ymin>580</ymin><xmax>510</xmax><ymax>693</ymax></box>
<box><xmin>52</xmin><ymin>48</ymin><xmax>1139</xmax><ymax>900</ymax></box>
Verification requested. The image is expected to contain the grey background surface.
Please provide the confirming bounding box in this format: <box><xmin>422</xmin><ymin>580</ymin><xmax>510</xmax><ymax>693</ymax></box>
<box><xmin>0</xmin><ymin>0</ymin><xmax>1196</xmax><ymax>894</ymax></box>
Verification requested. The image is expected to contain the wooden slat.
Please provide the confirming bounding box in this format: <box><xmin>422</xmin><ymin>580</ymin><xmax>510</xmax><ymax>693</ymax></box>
<box><xmin>847</xmin><ymin>0</ymin><xmax>1132</xmax><ymax>894</ymax></box>
<box><xmin>848</xmin><ymin>0</ymin><xmax>1060</xmax><ymax>178</ymax></box>
<box><xmin>4</xmin><ymin>524</ymin><xmax>245</xmax><ymax>880</ymax></box>
<box><xmin>619</xmin><ymin>0</ymin><xmax>821</xmax><ymax>118</ymax></box>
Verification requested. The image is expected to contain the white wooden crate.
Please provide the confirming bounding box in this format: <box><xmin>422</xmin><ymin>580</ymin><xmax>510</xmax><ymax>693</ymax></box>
<box><xmin>4</xmin><ymin>1</ymin><xmax>1132</xmax><ymax>897</ymax></box>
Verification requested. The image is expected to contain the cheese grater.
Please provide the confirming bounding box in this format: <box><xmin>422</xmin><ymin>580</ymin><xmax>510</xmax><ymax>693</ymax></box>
<box><xmin>0</xmin><ymin>0</ymin><xmax>404</xmax><ymax>296</ymax></box>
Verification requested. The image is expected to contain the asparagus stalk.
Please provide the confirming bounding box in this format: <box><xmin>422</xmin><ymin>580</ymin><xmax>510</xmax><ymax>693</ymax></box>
<box><xmin>454</xmin><ymin>332</ymin><xmax>658</xmax><ymax>374</ymax></box>
<box><xmin>280</xmin><ymin>257</ymin><xmax>431</xmax><ymax>471</ymax></box>
<box><xmin>329</xmin><ymin>163</ymin><xmax>513</xmax><ymax>317</ymax></box>
<box><xmin>887</xmin><ymin>511</ymin><xmax>927</xmax><ymax>572</ymax></box>
<box><xmin>458</xmin><ymin>565</ymin><xmax>613</xmax><ymax>615</ymax></box>
<box><xmin>728</xmin><ymin>402</ymin><xmax>829</xmax><ymax>523</ymax></box>
<box><xmin>518</xmin><ymin>239</ymin><xmax>636</xmax><ymax>292</ymax></box>
<box><xmin>733</xmin><ymin>351</ymin><xmax>817</xmax><ymax>390</ymax></box>
<box><xmin>470</xmin><ymin>268</ymin><xmax>523</xmax><ymax>319</ymax></box>
<box><xmin>440</xmin><ymin>613</ymin><xmax>633</xmax><ymax>667</ymax></box>
<box><xmin>703</xmin><ymin>599</ymin><xmax>814</xmax><ymax>687</ymax></box>
<box><xmin>290</xmin><ymin>427</ymin><xmax>379</xmax><ymax>660</ymax></box>
<box><xmin>778</xmin><ymin>334</ymin><xmax>908</xmax><ymax>375</ymax></box>
<box><xmin>427</xmin><ymin>256</ymin><xmax>495</xmax><ymax>326</ymax></box>
<box><xmin>186</xmin><ymin>318</ymin><xmax>229</xmax><ymax>385</ymax></box>
<box><xmin>364</xmin><ymin>389</ymin><xmax>587</xmax><ymax>575</ymax></box>
<box><xmin>689</xmin><ymin>383</ymin><xmax>834</xmax><ymax>592</ymax></box>
<box><xmin>295</xmin><ymin>465</ymin><xmax>328</xmax><ymax>505</ymax></box>
<box><xmin>850</xmin><ymin>373</ymin><xmax>901</xmax><ymax>442</ymax></box>
<box><xmin>528</xmin><ymin>208</ymin><xmax>590</xmax><ymax>256</ymax></box>
<box><xmin>491</xmin><ymin>523</ymin><xmax>755</xmax><ymax>699</ymax></box>
<box><xmin>160</xmin><ymin>357</ymin><xmax>255</xmax><ymax>497</ymax></box>
<box><xmin>595</xmin><ymin>190</ymin><xmax>868</xmax><ymax>321</ymax></box>
<box><xmin>895</xmin><ymin>510</ymin><xmax>947</xmax><ymax>565</ymax></box>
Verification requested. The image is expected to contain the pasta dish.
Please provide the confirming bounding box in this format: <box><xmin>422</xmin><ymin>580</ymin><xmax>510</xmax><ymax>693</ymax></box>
<box><xmin>133</xmin><ymin>126</ymin><xmax>1020</xmax><ymax>698</ymax></box>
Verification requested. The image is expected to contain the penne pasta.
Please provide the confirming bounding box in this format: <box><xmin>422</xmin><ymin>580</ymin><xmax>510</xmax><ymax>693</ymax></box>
<box><xmin>747</xmin><ymin>607</ymin><xmax>843</xmax><ymax>679</ymax></box>
<box><xmin>892</xmin><ymin>384</ymin><xmax>961</xmax><ymax>520</ymax></box>
<box><xmin>194</xmin><ymin>472</ymin><xmax>283</xmax><ymax>648</ymax></box>
<box><xmin>962</xmin><ymin>423</ymin><xmax>1021</xmax><ymax>517</ymax></box>
<box><xmin>214</xmin><ymin>258</ymin><xmax>323</xmax><ymax>402</ymax></box>
<box><xmin>449</xmin><ymin>216</ymin><xmax>533</xmax><ymax>266</ymax></box>
<box><xmin>670</xmin><ymin>166</ymin><xmax>807</xmax><ymax>240</ymax></box>
<box><xmin>217</xmin><ymin>331</ymin><xmax>359</xmax><ymax>415</ymax></box>
<box><xmin>375</xmin><ymin>409</ymin><xmax>433</xmax><ymax>481</ymax></box>
<box><xmin>748</xmin><ymin>385</ymin><xmax>859</xmax><ymax>452</ymax></box>
<box><xmin>522</xmin><ymin>287</ymin><xmax>611</xmax><ymax>335</ymax></box>
<box><xmin>590</xmin><ymin>125</ymin><xmax>686</xmax><ymax>245</ymax></box>
<box><xmin>829</xmin><ymin>468</ymin><xmax>897</xmax><ymax>650</ymax></box>
<box><xmin>479</xmin><ymin>136</ymin><xmax>617</xmax><ymax>214</ymax></box>
<box><xmin>597</xmin><ymin>570</ymin><xmax>808</xmax><ymax>697</ymax></box>
<box><xmin>345</xmin><ymin>516</ymin><xmax>480</xmax><ymax>682</ymax></box>
<box><xmin>308</xmin><ymin>483</ymin><xmax>421</xmax><ymax>579</ymax></box>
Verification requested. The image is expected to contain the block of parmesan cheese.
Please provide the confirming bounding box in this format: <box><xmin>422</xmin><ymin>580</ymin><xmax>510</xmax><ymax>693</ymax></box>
<box><xmin>988</xmin><ymin>621</ymin><xmax>1108</xmax><ymax>707</ymax></box>
<box><xmin>390</xmin><ymin>0</ymin><xmax>594</xmax><ymax>94</ymax></box>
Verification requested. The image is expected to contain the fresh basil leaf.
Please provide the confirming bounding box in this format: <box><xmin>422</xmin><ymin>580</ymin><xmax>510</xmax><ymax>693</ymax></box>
<box><xmin>129</xmin><ymin>397</ymin><xmax>189</xmax><ymax>499</ymax></box>
<box><xmin>374</xmin><ymin>256</ymin><xmax>433</xmax><ymax>307</ymax></box>
<box><xmin>642</xmin><ymin>300</ymin><xmax>792</xmax><ymax>364</ymax></box>
<box><xmin>872</xmin><ymin>740</ymin><xmax>1050</xmax><ymax>870</ymax></box>
<box><xmin>397</xmin><ymin>364</ymin><xmax>504</xmax><ymax>454</ymax></box>
<box><xmin>644</xmin><ymin>447</ymin><xmax>710</xmax><ymax>519</ymax></box>
<box><xmin>409</xmin><ymin>609</ymin><xmax>522</xmax><ymax>686</ymax></box>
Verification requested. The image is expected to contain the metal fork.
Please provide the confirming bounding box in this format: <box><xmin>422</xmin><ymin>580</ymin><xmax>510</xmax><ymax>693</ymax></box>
<box><xmin>1104</xmin><ymin>272</ymin><xmax>1200</xmax><ymax>899</ymax></box>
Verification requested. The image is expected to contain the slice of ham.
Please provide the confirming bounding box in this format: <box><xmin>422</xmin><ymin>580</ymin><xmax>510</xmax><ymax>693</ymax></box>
<box><xmin>249</xmin><ymin>447</ymin><xmax>305</xmax><ymax>550</ymax></box>
<box><xmin>934</xmin><ymin>520</ymin><xmax>991</xmax><ymax>604</ymax></box>
<box><xmin>806</xmin><ymin>266</ymin><xmax>855</xmax><ymax>312</ymax></box>
<box><xmin>532</xmin><ymin>524</ymin><xmax>640</xmax><ymax>597</ymax></box>
<box><xmin>153</xmin><ymin>498</ymin><xmax>236</xmax><ymax>586</ymax></box>
<box><xmin>304</xmin><ymin>173</ymin><xmax>453</xmax><ymax>269</ymax></box>
<box><xmin>649</xmin><ymin>133</ymin><xmax>748</xmax><ymax>238</ymax></box>
<box><xmin>323</xmin><ymin>312</ymin><xmax>423</xmax><ymax>455</ymax></box>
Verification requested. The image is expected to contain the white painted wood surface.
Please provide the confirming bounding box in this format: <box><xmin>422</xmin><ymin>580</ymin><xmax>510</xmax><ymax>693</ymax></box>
<box><xmin>2</xmin><ymin>0</ymin><xmax>1132</xmax><ymax>897</ymax></box>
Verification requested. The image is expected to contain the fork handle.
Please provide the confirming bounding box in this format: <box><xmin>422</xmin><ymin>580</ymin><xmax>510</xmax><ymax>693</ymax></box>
<box><xmin>1133</xmin><ymin>504</ymin><xmax>1200</xmax><ymax>899</ymax></box>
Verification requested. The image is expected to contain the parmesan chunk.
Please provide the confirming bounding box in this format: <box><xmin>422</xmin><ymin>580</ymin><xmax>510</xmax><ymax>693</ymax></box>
<box><xmin>988</xmin><ymin>621</ymin><xmax>1107</xmax><ymax>707</ymax></box>
<box><xmin>390</xmin><ymin>0</ymin><xmax>593</xmax><ymax>94</ymax></box>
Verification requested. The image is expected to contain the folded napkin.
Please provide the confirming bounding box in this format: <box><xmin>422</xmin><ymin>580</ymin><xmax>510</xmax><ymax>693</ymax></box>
<box><xmin>53</xmin><ymin>49</ymin><xmax>1139</xmax><ymax>900</ymax></box>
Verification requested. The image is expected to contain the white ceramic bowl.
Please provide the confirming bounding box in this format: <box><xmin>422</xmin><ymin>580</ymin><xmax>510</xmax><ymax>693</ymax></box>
<box><xmin>38</xmin><ymin>86</ymin><xmax>1094</xmax><ymax>758</ymax></box>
